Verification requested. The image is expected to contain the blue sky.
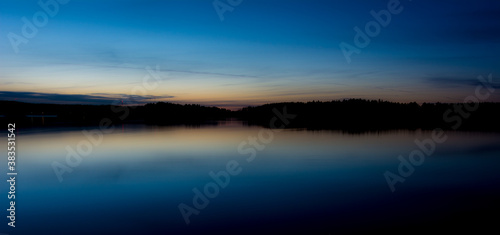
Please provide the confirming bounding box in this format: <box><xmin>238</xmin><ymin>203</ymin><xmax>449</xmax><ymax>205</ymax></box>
<box><xmin>1</xmin><ymin>0</ymin><xmax>499</xmax><ymax>109</ymax></box>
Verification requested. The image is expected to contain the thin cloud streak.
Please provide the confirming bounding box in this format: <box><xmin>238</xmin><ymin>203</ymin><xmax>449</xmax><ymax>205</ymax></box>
<box><xmin>0</xmin><ymin>91</ymin><xmax>174</xmax><ymax>105</ymax></box>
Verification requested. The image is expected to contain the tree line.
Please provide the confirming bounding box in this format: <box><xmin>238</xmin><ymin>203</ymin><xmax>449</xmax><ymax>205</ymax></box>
<box><xmin>1</xmin><ymin>99</ymin><xmax>499</xmax><ymax>131</ymax></box>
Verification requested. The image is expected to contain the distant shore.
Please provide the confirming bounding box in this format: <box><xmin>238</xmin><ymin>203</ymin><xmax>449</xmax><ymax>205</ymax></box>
<box><xmin>1</xmin><ymin>99</ymin><xmax>500</xmax><ymax>131</ymax></box>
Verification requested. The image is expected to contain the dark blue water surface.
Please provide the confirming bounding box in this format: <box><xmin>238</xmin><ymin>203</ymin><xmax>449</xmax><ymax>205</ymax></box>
<box><xmin>2</xmin><ymin>122</ymin><xmax>500</xmax><ymax>234</ymax></box>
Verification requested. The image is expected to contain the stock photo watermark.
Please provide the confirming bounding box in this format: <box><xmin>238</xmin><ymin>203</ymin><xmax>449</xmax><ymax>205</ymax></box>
<box><xmin>51</xmin><ymin>65</ymin><xmax>165</xmax><ymax>182</ymax></box>
<box><xmin>213</xmin><ymin>0</ymin><xmax>243</xmax><ymax>21</ymax></box>
<box><xmin>178</xmin><ymin>107</ymin><xmax>296</xmax><ymax>225</ymax></box>
<box><xmin>384</xmin><ymin>73</ymin><xmax>496</xmax><ymax>192</ymax></box>
<box><xmin>7</xmin><ymin>0</ymin><xmax>70</xmax><ymax>54</ymax></box>
<box><xmin>6</xmin><ymin>124</ymin><xmax>17</xmax><ymax>228</ymax></box>
<box><xmin>339</xmin><ymin>0</ymin><xmax>408</xmax><ymax>64</ymax></box>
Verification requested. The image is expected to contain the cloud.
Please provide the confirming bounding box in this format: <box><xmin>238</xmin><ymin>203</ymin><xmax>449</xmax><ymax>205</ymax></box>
<box><xmin>425</xmin><ymin>76</ymin><xmax>500</xmax><ymax>89</ymax></box>
<box><xmin>445</xmin><ymin>8</ymin><xmax>500</xmax><ymax>43</ymax></box>
<box><xmin>0</xmin><ymin>91</ymin><xmax>174</xmax><ymax>105</ymax></box>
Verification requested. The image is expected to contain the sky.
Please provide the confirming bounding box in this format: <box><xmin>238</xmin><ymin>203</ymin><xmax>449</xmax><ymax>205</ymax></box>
<box><xmin>1</xmin><ymin>0</ymin><xmax>500</xmax><ymax>109</ymax></box>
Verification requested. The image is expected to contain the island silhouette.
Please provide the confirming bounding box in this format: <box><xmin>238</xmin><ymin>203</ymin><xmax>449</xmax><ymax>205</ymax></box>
<box><xmin>1</xmin><ymin>99</ymin><xmax>499</xmax><ymax>132</ymax></box>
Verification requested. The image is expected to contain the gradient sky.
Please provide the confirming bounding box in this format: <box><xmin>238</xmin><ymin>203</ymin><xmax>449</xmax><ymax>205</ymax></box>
<box><xmin>1</xmin><ymin>0</ymin><xmax>500</xmax><ymax>109</ymax></box>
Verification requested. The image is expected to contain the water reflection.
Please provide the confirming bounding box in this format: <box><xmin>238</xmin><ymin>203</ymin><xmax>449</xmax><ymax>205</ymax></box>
<box><xmin>5</xmin><ymin>121</ymin><xmax>500</xmax><ymax>234</ymax></box>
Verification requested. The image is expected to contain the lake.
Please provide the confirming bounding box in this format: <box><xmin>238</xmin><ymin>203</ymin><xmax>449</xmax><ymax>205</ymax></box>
<box><xmin>4</xmin><ymin>121</ymin><xmax>500</xmax><ymax>234</ymax></box>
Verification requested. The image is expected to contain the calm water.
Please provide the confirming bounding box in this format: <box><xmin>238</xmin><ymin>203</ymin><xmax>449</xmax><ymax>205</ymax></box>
<box><xmin>3</xmin><ymin>121</ymin><xmax>500</xmax><ymax>234</ymax></box>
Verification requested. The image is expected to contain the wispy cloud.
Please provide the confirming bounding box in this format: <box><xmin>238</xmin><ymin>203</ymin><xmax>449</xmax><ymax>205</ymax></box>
<box><xmin>0</xmin><ymin>91</ymin><xmax>174</xmax><ymax>105</ymax></box>
<box><xmin>425</xmin><ymin>76</ymin><xmax>500</xmax><ymax>89</ymax></box>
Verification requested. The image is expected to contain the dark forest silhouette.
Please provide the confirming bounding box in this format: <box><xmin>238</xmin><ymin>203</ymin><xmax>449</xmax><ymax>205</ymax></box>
<box><xmin>1</xmin><ymin>99</ymin><xmax>499</xmax><ymax>131</ymax></box>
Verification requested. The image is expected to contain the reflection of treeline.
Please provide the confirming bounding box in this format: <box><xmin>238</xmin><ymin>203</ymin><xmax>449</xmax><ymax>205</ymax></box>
<box><xmin>141</xmin><ymin>102</ymin><xmax>232</xmax><ymax>124</ymax></box>
<box><xmin>0</xmin><ymin>101</ymin><xmax>231</xmax><ymax>126</ymax></box>
<box><xmin>1</xmin><ymin>99</ymin><xmax>500</xmax><ymax>131</ymax></box>
<box><xmin>236</xmin><ymin>99</ymin><xmax>500</xmax><ymax>131</ymax></box>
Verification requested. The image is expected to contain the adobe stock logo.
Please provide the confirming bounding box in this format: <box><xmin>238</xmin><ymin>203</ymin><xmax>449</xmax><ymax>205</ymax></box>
<box><xmin>339</xmin><ymin>0</ymin><xmax>408</xmax><ymax>64</ymax></box>
<box><xmin>7</xmin><ymin>0</ymin><xmax>70</xmax><ymax>54</ymax></box>
<box><xmin>384</xmin><ymin>74</ymin><xmax>496</xmax><ymax>192</ymax></box>
<box><xmin>213</xmin><ymin>0</ymin><xmax>243</xmax><ymax>21</ymax></box>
